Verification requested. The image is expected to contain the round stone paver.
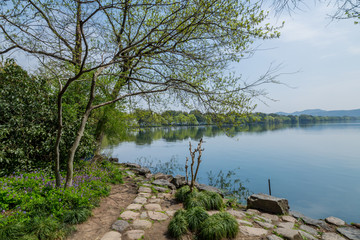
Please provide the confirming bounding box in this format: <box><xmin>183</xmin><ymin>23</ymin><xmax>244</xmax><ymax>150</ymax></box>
<box><xmin>132</xmin><ymin>219</ymin><xmax>152</xmax><ymax>229</ymax></box>
<box><xmin>148</xmin><ymin>211</ymin><xmax>169</xmax><ymax>221</ymax></box>
<box><xmin>112</xmin><ymin>220</ymin><xmax>130</xmax><ymax>232</ymax></box>
<box><xmin>138</xmin><ymin>187</ymin><xmax>152</xmax><ymax>193</ymax></box>
<box><xmin>101</xmin><ymin>231</ymin><xmax>122</xmax><ymax>240</ymax></box>
<box><xmin>140</xmin><ymin>211</ymin><xmax>148</xmax><ymax>219</ymax></box>
<box><xmin>124</xmin><ymin>230</ymin><xmax>145</xmax><ymax>240</ymax></box>
<box><xmin>133</xmin><ymin>196</ymin><xmax>147</xmax><ymax>204</ymax></box>
<box><xmin>144</xmin><ymin>203</ymin><xmax>162</xmax><ymax>211</ymax></box>
<box><xmin>120</xmin><ymin>211</ymin><xmax>140</xmax><ymax>220</ymax></box>
<box><xmin>126</xmin><ymin>204</ymin><xmax>142</xmax><ymax>211</ymax></box>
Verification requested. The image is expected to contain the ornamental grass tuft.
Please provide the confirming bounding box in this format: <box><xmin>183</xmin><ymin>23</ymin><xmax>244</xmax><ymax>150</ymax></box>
<box><xmin>198</xmin><ymin>212</ymin><xmax>239</xmax><ymax>240</ymax></box>
<box><xmin>168</xmin><ymin>209</ymin><xmax>188</xmax><ymax>239</ymax></box>
<box><xmin>185</xmin><ymin>206</ymin><xmax>209</xmax><ymax>232</ymax></box>
<box><xmin>175</xmin><ymin>185</ymin><xmax>191</xmax><ymax>202</ymax></box>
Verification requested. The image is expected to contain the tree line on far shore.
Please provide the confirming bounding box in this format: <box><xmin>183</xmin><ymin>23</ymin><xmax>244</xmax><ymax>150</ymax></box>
<box><xmin>128</xmin><ymin>109</ymin><xmax>360</xmax><ymax>127</ymax></box>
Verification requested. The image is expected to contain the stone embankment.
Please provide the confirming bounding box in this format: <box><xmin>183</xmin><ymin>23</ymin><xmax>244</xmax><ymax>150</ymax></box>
<box><xmin>100</xmin><ymin>162</ymin><xmax>360</xmax><ymax>240</ymax></box>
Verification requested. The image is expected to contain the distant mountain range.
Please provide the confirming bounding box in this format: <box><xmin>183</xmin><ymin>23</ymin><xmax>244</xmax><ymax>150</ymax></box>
<box><xmin>276</xmin><ymin>109</ymin><xmax>360</xmax><ymax>117</ymax></box>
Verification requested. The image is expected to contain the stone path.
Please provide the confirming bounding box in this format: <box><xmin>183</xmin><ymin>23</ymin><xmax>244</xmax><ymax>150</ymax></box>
<box><xmin>98</xmin><ymin>164</ymin><xmax>360</xmax><ymax>240</ymax></box>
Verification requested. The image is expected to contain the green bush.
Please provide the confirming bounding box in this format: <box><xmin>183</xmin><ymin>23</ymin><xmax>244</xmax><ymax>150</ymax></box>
<box><xmin>168</xmin><ymin>210</ymin><xmax>188</xmax><ymax>239</ymax></box>
<box><xmin>0</xmin><ymin>160</ymin><xmax>123</xmax><ymax>239</ymax></box>
<box><xmin>202</xmin><ymin>191</ymin><xmax>224</xmax><ymax>210</ymax></box>
<box><xmin>198</xmin><ymin>212</ymin><xmax>239</xmax><ymax>240</ymax></box>
<box><xmin>185</xmin><ymin>206</ymin><xmax>209</xmax><ymax>232</ymax></box>
<box><xmin>183</xmin><ymin>191</ymin><xmax>209</xmax><ymax>210</ymax></box>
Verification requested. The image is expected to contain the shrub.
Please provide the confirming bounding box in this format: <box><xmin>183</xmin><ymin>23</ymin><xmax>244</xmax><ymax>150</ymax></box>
<box><xmin>185</xmin><ymin>207</ymin><xmax>209</xmax><ymax>232</ymax></box>
<box><xmin>202</xmin><ymin>191</ymin><xmax>224</xmax><ymax>210</ymax></box>
<box><xmin>198</xmin><ymin>212</ymin><xmax>239</xmax><ymax>240</ymax></box>
<box><xmin>168</xmin><ymin>210</ymin><xmax>188</xmax><ymax>239</ymax></box>
<box><xmin>183</xmin><ymin>191</ymin><xmax>209</xmax><ymax>210</ymax></box>
<box><xmin>63</xmin><ymin>208</ymin><xmax>92</xmax><ymax>224</ymax></box>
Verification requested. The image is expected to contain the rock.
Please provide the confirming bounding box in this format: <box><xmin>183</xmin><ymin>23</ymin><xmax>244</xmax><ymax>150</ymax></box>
<box><xmin>197</xmin><ymin>184</ymin><xmax>224</xmax><ymax>196</ymax></box>
<box><xmin>133</xmin><ymin>196</ymin><xmax>147</xmax><ymax>204</ymax></box>
<box><xmin>145</xmin><ymin>173</ymin><xmax>153</xmax><ymax>179</ymax></box>
<box><xmin>138</xmin><ymin>187</ymin><xmax>152</xmax><ymax>193</ymax></box>
<box><xmin>326</xmin><ymin>216</ymin><xmax>346</xmax><ymax>226</ymax></box>
<box><xmin>278</xmin><ymin>222</ymin><xmax>295</xmax><ymax>229</ymax></box>
<box><xmin>112</xmin><ymin>220</ymin><xmax>130</xmax><ymax>232</ymax></box>
<box><xmin>138</xmin><ymin>192</ymin><xmax>151</xmax><ymax>198</ymax></box>
<box><xmin>322</xmin><ymin>232</ymin><xmax>347</xmax><ymax>240</ymax></box>
<box><xmin>226</xmin><ymin>209</ymin><xmax>246</xmax><ymax>219</ymax></box>
<box><xmin>152</xmin><ymin>186</ymin><xmax>168</xmax><ymax>192</ymax></box>
<box><xmin>154</xmin><ymin>173</ymin><xmax>173</xmax><ymax>182</ymax></box>
<box><xmin>282</xmin><ymin>215</ymin><xmax>297</xmax><ymax>223</ymax></box>
<box><xmin>353</xmin><ymin>223</ymin><xmax>360</xmax><ymax>229</ymax></box>
<box><xmin>299</xmin><ymin>224</ymin><xmax>319</xmax><ymax>236</ymax></box>
<box><xmin>247</xmin><ymin>193</ymin><xmax>289</xmax><ymax>215</ymax></box>
<box><xmin>148</xmin><ymin>211</ymin><xmax>169</xmax><ymax>221</ymax></box>
<box><xmin>132</xmin><ymin>219</ymin><xmax>152</xmax><ymax>229</ymax></box>
<box><xmin>126</xmin><ymin>204</ymin><xmax>142</xmax><ymax>211</ymax></box>
<box><xmin>120</xmin><ymin>211</ymin><xmax>140</xmax><ymax>220</ymax></box>
<box><xmin>246</xmin><ymin>209</ymin><xmax>261</xmax><ymax>215</ymax></box>
<box><xmin>301</xmin><ymin>216</ymin><xmax>331</xmax><ymax>231</ymax></box>
<box><xmin>337</xmin><ymin>227</ymin><xmax>360</xmax><ymax>240</ymax></box>
<box><xmin>171</xmin><ymin>175</ymin><xmax>186</xmax><ymax>188</ymax></box>
<box><xmin>275</xmin><ymin>228</ymin><xmax>302</xmax><ymax>240</ymax></box>
<box><xmin>239</xmin><ymin>226</ymin><xmax>268</xmax><ymax>236</ymax></box>
<box><xmin>298</xmin><ymin>230</ymin><xmax>317</xmax><ymax>240</ymax></box>
<box><xmin>101</xmin><ymin>231</ymin><xmax>122</xmax><ymax>240</ymax></box>
<box><xmin>166</xmin><ymin>210</ymin><xmax>176</xmax><ymax>217</ymax></box>
<box><xmin>152</xmin><ymin>179</ymin><xmax>176</xmax><ymax>190</ymax></box>
<box><xmin>157</xmin><ymin>193</ymin><xmax>172</xmax><ymax>199</ymax></box>
<box><xmin>123</xmin><ymin>230</ymin><xmax>145</xmax><ymax>240</ymax></box>
<box><xmin>267</xmin><ymin>234</ymin><xmax>283</xmax><ymax>240</ymax></box>
<box><xmin>109</xmin><ymin>157</ymin><xmax>119</xmax><ymax>163</ymax></box>
<box><xmin>124</xmin><ymin>163</ymin><xmax>141</xmax><ymax>169</ymax></box>
<box><xmin>253</xmin><ymin>215</ymin><xmax>272</xmax><ymax>223</ymax></box>
<box><xmin>237</xmin><ymin>219</ymin><xmax>253</xmax><ymax>226</ymax></box>
<box><xmin>126</xmin><ymin>171</ymin><xmax>135</xmax><ymax>177</ymax></box>
<box><xmin>148</xmin><ymin>198</ymin><xmax>161</xmax><ymax>204</ymax></box>
<box><xmin>255</xmin><ymin>220</ymin><xmax>275</xmax><ymax>229</ymax></box>
<box><xmin>290</xmin><ymin>211</ymin><xmax>305</xmax><ymax>220</ymax></box>
<box><xmin>134</xmin><ymin>167</ymin><xmax>151</xmax><ymax>175</ymax></box>
<box><xmin>262</xmin><ymin>213</ymin><xmax>280</xmax><ymax>222</ymax></box>
<box><xmin>144</xmin><ymin>204</ymin><xmax>162</xmax><ymax>211</ymax></box>
<box><xmin>140</xmin><ymin>211</ymin><xmax>148</xmax><ymax>219</ymax></box>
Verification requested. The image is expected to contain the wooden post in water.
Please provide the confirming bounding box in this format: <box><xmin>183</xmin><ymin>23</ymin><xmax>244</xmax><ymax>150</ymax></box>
<box><xmin>268</xmin><ymin>179</ymin><xmax>272</xmax><ymax>196</ymax></box>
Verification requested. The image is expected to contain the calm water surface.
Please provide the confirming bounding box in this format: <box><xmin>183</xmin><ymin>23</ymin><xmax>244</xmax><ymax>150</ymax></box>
<box><xmin>103</xmin><ymin>122</ymin><xmax>360</xmax><ymax>223</ymax></box>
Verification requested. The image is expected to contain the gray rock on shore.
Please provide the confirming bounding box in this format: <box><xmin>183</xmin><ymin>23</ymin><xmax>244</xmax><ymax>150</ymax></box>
<box><xmin>247</xmin><ymin>193</ymin><xmax>289</xmax><ymax>215</ymax></box>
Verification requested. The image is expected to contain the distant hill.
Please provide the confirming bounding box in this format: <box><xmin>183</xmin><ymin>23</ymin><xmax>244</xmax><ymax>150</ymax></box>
<box><xmin>276</xmin><ymin>109</ymin><xmax>360</xmax><ymax>117</ymax></box>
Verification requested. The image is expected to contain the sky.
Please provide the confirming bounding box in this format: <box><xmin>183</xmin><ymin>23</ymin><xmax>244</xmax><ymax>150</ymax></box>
<box><xmin>235</xmin><ymin>2</ymin><xmax>360</xmax><ymax>113</ymax></box>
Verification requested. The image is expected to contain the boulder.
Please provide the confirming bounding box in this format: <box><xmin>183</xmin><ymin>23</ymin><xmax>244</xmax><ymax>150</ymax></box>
<box><xmin>197</xmin><ymin>183</ymin><xmax>223</xmax><ymax>196</ymax></box>
<box><xmin>337</xmin><ymin>227</ymin><xmax>360</xmax><ymax>240</ymax></box>
<box><xmin>247</xmin><ymin>194</ymin><xmax>289</xmax><ymax>215</ymax></box>
<box><xmin>171</xmin><ymin>175</ymin><xmax>186</xmax><ymax>188</ymax></box>
<box><xmin>154</xmin><ymin>173</ymin><xmax>173</xmax><ymax>182</ymax></box>
<box><xmin>352</xmin><ymin>223</ymin><xmax>360</xmax><ymax>229</ymax></box>
<box><xmin>133</xmin><ymin>167</ymin><xmax>151</xmax><ymax>175</ymax></box>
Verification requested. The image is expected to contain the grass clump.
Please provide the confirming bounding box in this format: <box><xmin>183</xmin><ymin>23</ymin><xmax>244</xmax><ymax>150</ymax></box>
<box><xmin>198</xmin><ymin>212</ymin><xmax>239</xmax><ymax>240</ymax></box>
<box><xmin>202</xmin><ymin>191</ymin><xmax>224</xmax><ymax>210</ymax></box>
<box><xmin>168</xmin><ymin>210</ymin><xmax>188</xmax><ymax>239</ymax></box>
<box><xmin>175</xmin><ymin>185</ymin><xmax>191</xmax><ymax>202</ymax></box>
<box><xmin>185</xmin><ymin>207</ymin><xmax>209</xmax><ymax>232</ymax></box>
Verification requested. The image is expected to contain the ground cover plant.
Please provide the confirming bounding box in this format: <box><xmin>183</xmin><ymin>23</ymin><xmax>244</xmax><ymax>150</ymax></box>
<box><xmin>0</xmin><ymin>160</ymin><xmax>123</xmax><ymax>240</ymax></box>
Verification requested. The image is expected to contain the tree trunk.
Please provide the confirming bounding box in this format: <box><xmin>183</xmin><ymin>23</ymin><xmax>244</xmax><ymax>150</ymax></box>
<box><xmin>65</xmin><ymin>110</ymin><xmax>91</xmax><ymax>187</ymax></box>
<box><xmin>54</xmin><ymin>94</ymin><xmax>63</xmax><ymax>187</ymax></box>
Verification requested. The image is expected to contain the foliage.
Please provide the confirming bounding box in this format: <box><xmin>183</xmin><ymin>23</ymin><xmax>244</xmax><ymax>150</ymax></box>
<box><xmin>201</xmin><ymin>191</ymin><xmax>224</xmax><ymax>210</ymax></box>
<box><xmin>198</xmin><ymin>212</ymin><xmax>239</xmax><ymax>240</ymax></box>
<box><xmin>0</xmin><ymin>160</ymin><xmax>123</xmax><ymax>239</ymax></box>
<box><xmin>185</xmin><ymin>207</ymin><xmax>209</xmax><ymax>232</ymax></box>
<box><xmin>0</xmin><ymin>59</ymin><xmax>96</xmax><ymax>176</ymax></box>
<box><xmin>175</xmin><ymin>186</ymin><xmax>192</xmax><ymax>203</ymax></box>
<box><xmin>168</xmin><ymin>210</ymin><xmax>189</xmax><ymax>239</ymax></box>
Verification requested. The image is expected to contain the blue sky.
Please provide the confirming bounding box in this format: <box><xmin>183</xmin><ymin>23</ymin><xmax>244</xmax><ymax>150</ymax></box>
<box><xmin>236</xmin><ymin>2</ymin><xmax>360</xmax><ymax>113</ymax></box>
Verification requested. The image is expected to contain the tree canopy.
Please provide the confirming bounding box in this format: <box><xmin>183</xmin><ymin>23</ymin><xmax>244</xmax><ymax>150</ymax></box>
<box><xmin>0</xmin><ymin>0</ymin><xmax>282</xmax><ymax>187</ymax></box>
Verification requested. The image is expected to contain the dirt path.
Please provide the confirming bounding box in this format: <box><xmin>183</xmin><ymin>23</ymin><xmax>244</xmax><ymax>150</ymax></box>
<box><xmin>67</xmin><ymin>177</ymin><xmax>137</xmax><ymax>240</ymax></box>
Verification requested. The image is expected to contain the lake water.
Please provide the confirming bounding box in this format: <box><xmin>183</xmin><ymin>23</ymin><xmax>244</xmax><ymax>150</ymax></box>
<box><xmin>103</xmin><ymin>122</ymin><xmax>360</xmax><ymax>223</ymax></box>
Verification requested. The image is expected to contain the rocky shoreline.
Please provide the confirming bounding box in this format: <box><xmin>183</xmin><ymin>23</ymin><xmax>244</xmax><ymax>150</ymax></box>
<box><xmin>100</xmin><ymin>161</ymin><xmax>360</xmax><ymax>240</ymax></box>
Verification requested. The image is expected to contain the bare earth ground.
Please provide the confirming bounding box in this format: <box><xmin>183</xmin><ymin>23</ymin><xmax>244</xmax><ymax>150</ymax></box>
<box><xmin>67</xmin><ymin>177</ymin><xmax>137</xmax><ymax>240</ymax></box>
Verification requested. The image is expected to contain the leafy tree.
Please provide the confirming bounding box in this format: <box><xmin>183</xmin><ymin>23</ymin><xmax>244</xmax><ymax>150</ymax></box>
<box><xmin>0</xmin><ymin>0</ymin><xmax>281</xmax><ymax>187</ymax></box>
